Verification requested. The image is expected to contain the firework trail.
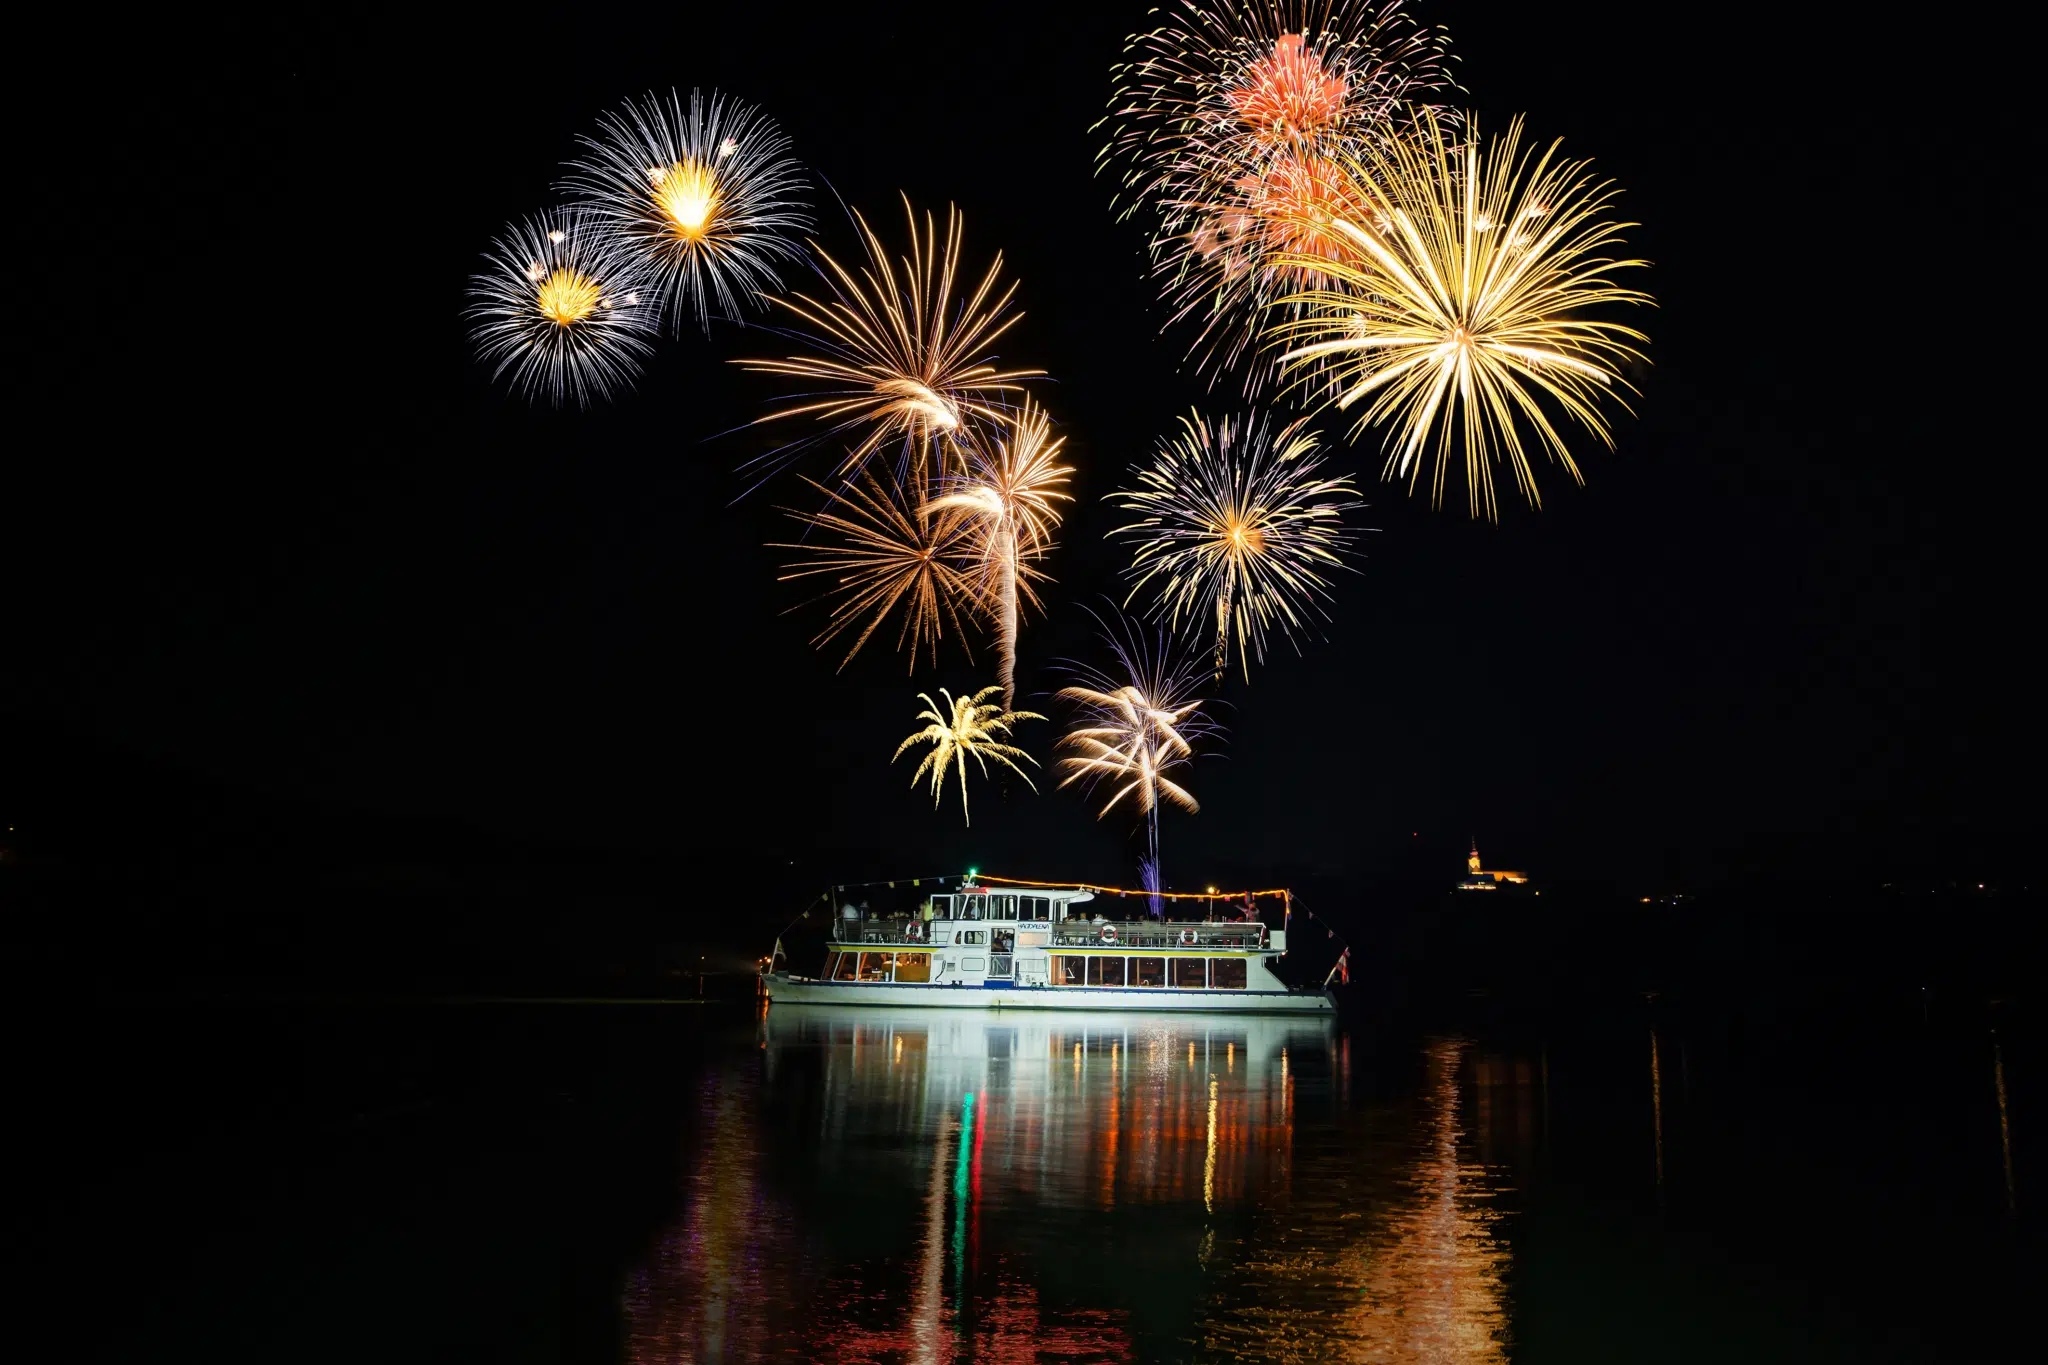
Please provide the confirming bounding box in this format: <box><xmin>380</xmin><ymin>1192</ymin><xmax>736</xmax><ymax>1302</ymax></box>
<box><xmin>1057</xmin><ymin>610</ymin><xmax>1223</xmax><ymax>881</ymax></box>
<box><xmin>924</xmin><ymin>400</ymin><xmax>1073</xmax><ymax>708</ymax></box>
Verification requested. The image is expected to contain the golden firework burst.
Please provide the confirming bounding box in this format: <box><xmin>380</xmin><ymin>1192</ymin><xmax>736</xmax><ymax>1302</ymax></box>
<box><xmin>772</xmin><ymin>473</ymin><xmax>980</xmax><ymax>671</ymax></box>
<box><xmin>1111</xmin><ymin>411</ymin><xmax>1362</xmax><ymax>681</ymax></box>
<box><xmin>1268</xmin><ymin>112</ymin><xmax>1652</xmax><ymax>516</ymax></box>
<box><xmin>738</xmin><ymin>196</ymin><xmax>1044</xmax><ymax>485</ymax></box>
<box><xmin>894</xmin><ymin>687</ymin><xmax>1043</xmax><ymax>826</ymax></box>
<box><xmin>534</xmin><ymin>268</ymin><xmax>603</xmax><ymax>326</ymax></box>
<box><xmin>649</xmin><ymin>158</ymin><xmax>720</xmax><ymax>240</ymax></box>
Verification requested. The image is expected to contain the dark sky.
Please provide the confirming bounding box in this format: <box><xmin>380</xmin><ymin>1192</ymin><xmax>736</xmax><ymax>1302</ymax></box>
<box><xmin>8</xmin><ymin>3</ymin><xmax>2038</xmax><ymax>890</ymax></box>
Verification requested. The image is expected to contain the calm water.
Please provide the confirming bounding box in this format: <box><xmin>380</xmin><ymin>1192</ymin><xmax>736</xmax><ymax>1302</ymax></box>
<box><xmin>27</xmin><ymin>997</ymin><xmax>2039</xmax><ymax>1362</ymax></box>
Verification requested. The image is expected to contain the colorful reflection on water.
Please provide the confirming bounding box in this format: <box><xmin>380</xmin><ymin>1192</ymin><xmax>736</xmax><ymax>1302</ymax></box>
<box><xmin>624</xmin><ymin>1011</ymin><xmax>1533</xmax><ymax>1363</ymax></box>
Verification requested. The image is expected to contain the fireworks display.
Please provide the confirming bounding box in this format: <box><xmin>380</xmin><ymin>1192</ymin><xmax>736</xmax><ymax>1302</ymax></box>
<box><xmin>458</xmin><ymin>8</ymin><xmax>1656</xmax><ymax>844</ymax></box>
<box><xmin>466</xmin><ymin>208</ymin><xmax>656</xmax><ymax>407</ymax></box>
<box><xmin>1100</xmin><ymin>0</ymin><xmax>1458</xmax><ymax>392</ymax></box>
<box><xmin>1111</xmin><ymin>410</ymin><xmax>1362</xmax><ymax>680</ymax></box>
<box><xmin>739</xmin><ymin>198</ymin><xmax>1044</xmax><ymax>486</ymax></box>
<box><xmin>1268</xmin><ymin>112</ymin><xmax>1652</xmax><ymax>516</ymax></box>
<box><xmin>1056</xmin><ymin>611</ymin><xmax>1223</xmax><ymax>877</ymax></box>
<box><xmin>563</xmin><ymin>89</ymin><xmax>812</xmax><ymax>334</ymax></box>
<box><xmin>893</xmin><ymin>687</ymin><xmax>1044</xmax><ymax>826</ymax></box>
<box><xmin>923</xmin><ymin>400</ymin><xmax>1074</xmax><ymax>707</ymax></box>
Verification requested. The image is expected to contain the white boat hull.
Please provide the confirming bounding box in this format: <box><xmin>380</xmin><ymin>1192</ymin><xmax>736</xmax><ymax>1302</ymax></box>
<box><xmin>762</xmin><ymin>972</ymin><xmax>1335</xmax><ymax>1014</ymax></box>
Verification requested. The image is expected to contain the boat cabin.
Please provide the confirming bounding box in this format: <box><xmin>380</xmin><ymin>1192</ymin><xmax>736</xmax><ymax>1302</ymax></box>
<box><xmin>821</xmin><ymin>882</ymin><xmax>1288</xmax><ymax>994</ymax></box>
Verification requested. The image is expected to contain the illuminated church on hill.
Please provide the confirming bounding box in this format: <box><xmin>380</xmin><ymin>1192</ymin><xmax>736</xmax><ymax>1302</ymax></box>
<box><xmin>1456</xmin><ymin>838</ymin><xmax>1529</xmax><ymax>892</ymax></box>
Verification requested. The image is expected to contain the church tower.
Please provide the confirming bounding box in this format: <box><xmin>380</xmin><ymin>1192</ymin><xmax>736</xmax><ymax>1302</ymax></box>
<box><xmin>1468</xmin><ymin>839</ymin><xmax>1482</xmax><ymax>875</ymax></box>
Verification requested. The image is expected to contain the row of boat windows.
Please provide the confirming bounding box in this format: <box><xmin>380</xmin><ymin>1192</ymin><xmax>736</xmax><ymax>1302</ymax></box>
<box><xmin>822</xmin><ymin>950</ymin><xmax>1249</xmax><ymax>989</ymax></box>
<box><xmin>930</xmin><ymin>894</ymin><xmax>1056</xmax><ymax>921</ymax></box>
<box><xmin>828</xmin><ymin>951</ymin><xmax>934</xmax><ymax>983</ymax></box>
<box><xmin>1058</xmin><ymin>956</ymin><xmax>1248</xmax><ymax>989</ymax></box>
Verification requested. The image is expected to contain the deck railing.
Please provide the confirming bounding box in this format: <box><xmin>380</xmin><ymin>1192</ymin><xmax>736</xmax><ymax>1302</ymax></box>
<box><xmin>829</xmin><ymin>919</ymin><xmax>1269</xmax><ymax>950</ymax></box>
<box><xmin>830</xmin><ymin>922</ymin><xmax>928</xmax><ymax>946</ymax></box>
<box><xmin>1050</xmin><ymin>925</ymin><xmax>1267</xmax><ymax>951</ymax></box>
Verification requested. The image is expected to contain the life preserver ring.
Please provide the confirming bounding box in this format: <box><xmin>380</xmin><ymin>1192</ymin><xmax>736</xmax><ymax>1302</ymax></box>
<box><xmin>1178</xmin><ymin>928</ymin><xmax>1199</xmax><ymax>946</ymax></box>
<box><xmin>904</xmin><ymin>922</ymin><xmax>924</xmax><ymax>942</ymax></box>
<box><xmin>1098</xmin><ymin>924</ymin><xmax>1118</xmax><ymax>945</ymax></box>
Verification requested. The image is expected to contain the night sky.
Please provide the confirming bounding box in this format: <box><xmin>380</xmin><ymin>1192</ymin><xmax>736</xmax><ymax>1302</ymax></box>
<box><xmin>9</xmin><ymin>3</ymin><xmax>2038</xmax><ymax>893</ymax></box>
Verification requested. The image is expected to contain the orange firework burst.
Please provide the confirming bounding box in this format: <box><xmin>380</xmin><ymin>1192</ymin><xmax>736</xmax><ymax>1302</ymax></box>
<box><xmin>1100</xmin><ymin>1</ymin><xmax>1457</xmax><ymax>393</ymax></box>
<box><xmin>1227</xmin><ymin>32</ymin><xmax>1351</xmax><ymax>147</ymax></box>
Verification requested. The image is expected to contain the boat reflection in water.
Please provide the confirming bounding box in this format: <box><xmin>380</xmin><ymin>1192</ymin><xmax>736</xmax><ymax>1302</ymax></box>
<box><xmin>624</xmin><ymin>1010</ymin><xmax>1523</xmax><ymax>1363</ymax></box>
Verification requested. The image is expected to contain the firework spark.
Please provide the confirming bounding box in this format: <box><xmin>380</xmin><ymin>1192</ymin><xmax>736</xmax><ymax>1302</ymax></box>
<box><xmin>737</xmin><ymin>197</ymin><xmax>1044</xmax><ymax>486</ymax></box>
<box><xmin>1269</xmin><ymin>112</ymin><xmax>1653</xmax><ymax>516</ymax></box>
<box><xmin>1057</xmin><ymin>611</ymin><xmax>1222</xmax><ymax>877</ymax></box>
<box><xmin>772</xmin><ymin>473</ymin><xmax>982</xmax><ymax>671</ymax></box>
<box><xmin>1112</xmin><ymin>410</ymin><xmax>1362</xmax><ymax>680</ymax></box>
<box><xmin>563</xmin><ymin>88</ymin><xmax>810</xmax><ymax>334</ymax></box>
<box><xmin>924</xmin><ymin>400</ymin><xmax>1073</xmax><ymax>708</ymax></box>
<box><xmin>894</xmin><ymin>687</ymin><xmax>1043</xmax><ymax>826</ymax></box>
<box><xmin>1100</xmin><ymin>0</ymin><xmax>1457</xmax><ymax>392</ymax></box>
<box><xmin>466</xmin><ymin>208</ymin><xmax>655</xmax><ymax>407</ymax></box>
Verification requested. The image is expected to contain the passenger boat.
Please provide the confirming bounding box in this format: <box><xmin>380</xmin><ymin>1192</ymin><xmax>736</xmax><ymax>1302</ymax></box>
<box><xmin>762</xmin><ymin>877</ymin><xmax>1336</xmax><ymax>1014</ymax></box>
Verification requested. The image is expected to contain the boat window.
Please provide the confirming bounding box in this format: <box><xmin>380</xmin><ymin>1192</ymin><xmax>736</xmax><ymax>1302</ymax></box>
<box><xmin>960</xmin><ymin>896</ymin><xmax>983</xmax><ymax>921</ymax></box>
<box><xmin>930</xmin><ymin>895</ymin><xmax>953</xmax><ymax>919</ymax></box>
<box><xmin>821</xmin><ymin>950</ymin><xmax>839</xmax><ymax>979</ymax></box>
<box><xmin>1088</xmin><ymin>956</ymin><xmax>1125</xmax><ymax>986</ymax></box>
<box><xmin>833</xmin><ymin>952</ymin><xmax>859</xmax><ymax>981</ymax></box>
<box><xmin>893</xmin><ymin>952</ymin><xmax>931</xmax><ymax>983</ymax></box>
<box><xmin>1210</xmin><ymin>958</ymin><xmax>1247</xmax><ymax>989</ymax></box>
<box><xmin>1133</xmin><ymin>956</ymin><xmax>1165</xmax><ymax>987</ymax></box>
<box><xmin>1023</xmin><ymin>896</ymin><xmax>1048</xmax><ymax>919</ymax></box>
<box><xmin>962</xmin><ymin>956</ymin><xmax>986</xmax><ymax>972</ymax></box>
<box><xmin>1017</xmin><ymin>930</ymin><xmax>1048</xmax><ymax>948</ymax></box>
<box><xmin>1055</xmin><ymin>956</ymin><xmax>1084</xmax><ymax>985</ymax></box>
<box><xmin>858</xmin><ymin>952</ymin><xmax>893</xmax><ymax>982</ymax></box>
<box><xmin>958</xmin><ymin>929</ymin><xmax>986</xmax><ymax>945</ymax></box>
<box><xmin>1171</xmin><ymin>957</ymin><xmax>1207</xmax><ymax>988</ymax></box>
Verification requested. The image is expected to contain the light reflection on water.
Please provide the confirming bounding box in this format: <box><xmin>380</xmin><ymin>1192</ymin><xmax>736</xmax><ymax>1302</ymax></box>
<box><xmin>625</xmin><ymin>1010</ymin><xmax>1524</xmax><ymax>1363</ymax></box>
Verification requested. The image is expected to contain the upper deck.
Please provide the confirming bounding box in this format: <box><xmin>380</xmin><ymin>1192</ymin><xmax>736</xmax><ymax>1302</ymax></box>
<box><xmin>828</xmin><ymin>884</ymin><xmax>1280</xmax><ymax>954</ymax></box>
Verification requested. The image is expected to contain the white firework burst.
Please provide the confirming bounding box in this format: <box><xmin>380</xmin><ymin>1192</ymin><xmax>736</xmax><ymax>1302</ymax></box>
<box><xmin>562</xmin><ymin>88</ymin><xmax>811</xmax><ymax>334</ymax></box>
<box><xmin>466</xmin><ymin>207</ymin><xmax>655</xmax><ymax>407</ymax></box>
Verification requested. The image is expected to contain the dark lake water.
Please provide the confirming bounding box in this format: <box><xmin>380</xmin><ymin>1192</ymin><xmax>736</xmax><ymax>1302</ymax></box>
<box><xmin>25</xmin><ymin>995</ymin><xmax>2039</xmax><ymax>1362</ymax></box>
